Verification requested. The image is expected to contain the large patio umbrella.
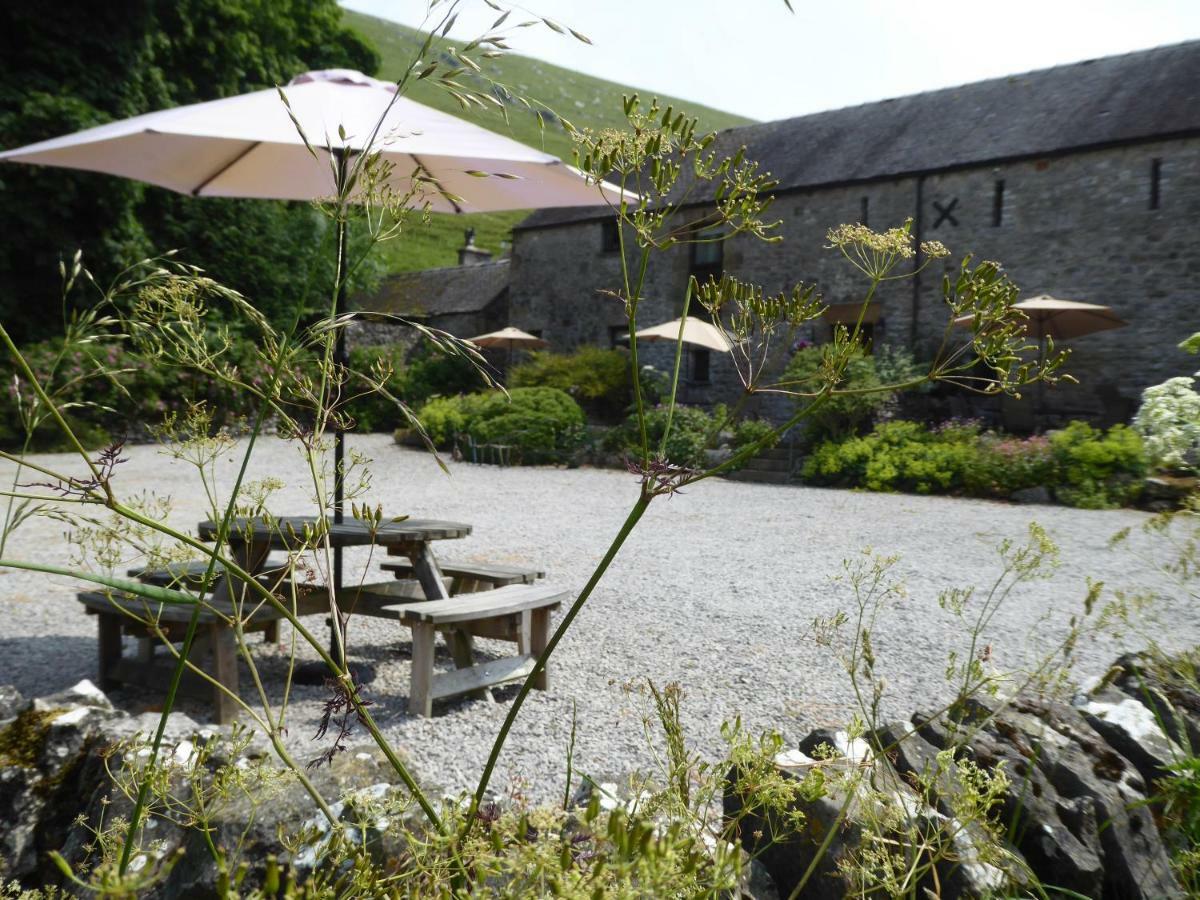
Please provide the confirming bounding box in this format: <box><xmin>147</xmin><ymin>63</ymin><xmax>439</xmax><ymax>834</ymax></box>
<box><xmin>625</xmin><ymin>316</ymin><xmax>734</xmax><ymax>352</ymax></box>
<box><xmin>0</xmin><ymin>68</ymin><xmax>622</xmax><ymax>669</ymax></box>
<box><xmin>954</xmin><ymin>293</ymin><xmax>1128</xmax><ymax>421</ymax></box>
<box><xmin>469</xmin><ymin>325</ymin><xmax>548</xmax><ymax>372</ymax></box>
<box><xmin>953</xmin><ymin>294</ymin><xmax>1127</xmax><ymax>341</ymax></box>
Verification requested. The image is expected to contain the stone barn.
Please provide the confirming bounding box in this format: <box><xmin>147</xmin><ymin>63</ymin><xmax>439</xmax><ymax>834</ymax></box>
<box><xmin>353</xmin><ymin>230</ymin><xmax>512</xmax><ymax>348</ymax></box>
<box><xmin>507</xmin><ymin>41</ymin><xmax>1200</xmax><ymax>429</ymax></box>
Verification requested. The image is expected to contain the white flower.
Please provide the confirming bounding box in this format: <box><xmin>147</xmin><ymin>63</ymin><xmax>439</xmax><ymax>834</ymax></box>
<box><xmin>1134</xmin><ymin>374</ymin><xmax>1200</xmax><ymax>472</ymax></box>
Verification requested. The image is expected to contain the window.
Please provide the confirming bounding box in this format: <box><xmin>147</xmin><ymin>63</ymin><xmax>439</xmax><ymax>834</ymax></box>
<box><xmin>600</xmin><ymin>218</ymin><xmax>621</xmax><ymax>252</ymax></box>
<box><xmin>1150</xmin><ymin>158</ymin><xmax>1162</xmax><ymax>210</ymax></box>
<box><xmin>992</xmin><ymin>179</ymin><xmax>1005</xmax><ymax>226</ymax></box>
<box><xmin>688</xmin><ymin>348</ymin><xmax>711</xmax><ymax>384</ymax></box>
<box><xmin>689</xmin><ymin>225</ymin><xmax>724</xmax><ymax>282</ymax></box>
<box><xmin>860</xmin><ymin>196</ymin><xmax>869</xmax><ymax>226</ymax></box>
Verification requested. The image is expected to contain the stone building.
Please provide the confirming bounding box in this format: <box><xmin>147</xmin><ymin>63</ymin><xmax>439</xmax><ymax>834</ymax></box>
<box><xmin>353</xmin><ymin>230</ymin><xmax>511</xmax><ymax>347</ymax></box>
<box><xmin>507</xmin><ymin>41</ymin><xmax>1200</xmax><ymax>427</ymax></box>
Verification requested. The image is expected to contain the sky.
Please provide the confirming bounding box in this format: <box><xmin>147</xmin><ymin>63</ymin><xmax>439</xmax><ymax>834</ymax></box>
<box><xmin>341</xmin><ymin>0</ymin><xmax>1200</xmax><ymax>122</ymax></box>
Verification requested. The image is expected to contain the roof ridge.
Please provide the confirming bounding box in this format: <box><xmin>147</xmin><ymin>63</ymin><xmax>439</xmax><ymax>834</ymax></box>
<box><xmin>386</xmin><ymin>257</ymin><xmax>510</xmax><ymax>279</ymax></box>
<box><xmin>715</xmin><ymin>38</ymin><xmax>1200</xmax><ymax>138</ymax></box>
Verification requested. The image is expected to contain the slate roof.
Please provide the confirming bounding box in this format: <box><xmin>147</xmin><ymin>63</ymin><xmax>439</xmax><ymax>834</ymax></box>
<box><xmin>517</xmin><ymin>40</ymin><xmax>1200</xmax><ymax>231</ymax></box>
<box><xmin>355</xmin><ymin>259</ymin><xmax>509</xmax><ymax>317</ymax></box>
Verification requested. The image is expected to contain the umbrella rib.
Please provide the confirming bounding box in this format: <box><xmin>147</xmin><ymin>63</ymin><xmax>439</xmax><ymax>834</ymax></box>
<box><xmin>411</xmin><ymin>154</ymin><xmax>463</xmax><ymax>214</ymax></box>
<box><xmin>190</xmin><ymin>141</ymin><xmax>263</xmax><ymax>196</ymax></box>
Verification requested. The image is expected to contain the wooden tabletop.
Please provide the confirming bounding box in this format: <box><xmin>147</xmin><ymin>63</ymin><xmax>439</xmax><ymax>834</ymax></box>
<box><xmin>197</xmin><ymin>516</ymin><xmax>472</xmax><ymax>550</ymax></box>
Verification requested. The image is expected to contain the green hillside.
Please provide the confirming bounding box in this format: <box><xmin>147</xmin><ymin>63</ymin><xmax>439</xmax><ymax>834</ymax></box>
<box><xmin>341</xmin><ymin>9</ymin><xmax>754</xmax><ymax>274</ymax></box>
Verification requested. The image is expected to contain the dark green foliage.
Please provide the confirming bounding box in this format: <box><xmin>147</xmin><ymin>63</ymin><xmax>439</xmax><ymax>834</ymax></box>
<box><xmin>784</xmin><ymin>346</ymin><xmax>887</xmax><ymax>442</ymax></box>
<box><xmin>0</xmin><ymin>0</ymin><xmax>378</xmax><ymax>341</ymax></box>
<box><xmin>471</xmin><ymin>388</ymin><xmax>587</xmax><ymax>465</ymax></box>
<box><xmin>1049</xmin><ymin>421</ymin><xmax>1146</xmax><ymax>509</ymax></box>
<box><xmin>804</xmin><ymin>418</ymin><xmax>1147</xmax><ymax>506</ymax></box>
<box><xmin>618</xmin><ymin>405</ymin><xmax>716</xmax><ymax>469</ymax></box>
<box><xmin>509</xmin><ymin>347</ymin><xmax>632</xmax><ymax>422</ymax></box>
<box><xmin>343</xmin><ymin>344</ymin><xmax>406</xmax><ymax>434</ymax></box>
<box><xmin>731</xmin><ymin>418</ymin><xmax>778</xmax><ymax>452</ymax></box>
<box><xmin>403</xmin><ymin>343</ymin><xmax>488</xmax><ymax>407</ymax></box>
<box><xmin>415</xmin><ymin>387</ymin><xmax>585</xmax><ymax>465</ymax></box>
<box><xmin>0</xmin><ymin>336</ymin><xmax>271</xmax><ymax>451</ymax></box>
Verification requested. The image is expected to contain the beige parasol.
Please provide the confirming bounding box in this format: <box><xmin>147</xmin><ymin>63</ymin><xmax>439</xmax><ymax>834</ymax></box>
<box><xmin>625</xmin><ymin>316</ymin><xmax>733</xmax><ymax>352</ymax></box>
<box><xmin>469</xmin><ymin>326</ymin><xmax>548</xmax><ymax>372</ymax></box>
<box><xmin>469</xmin><ymin>326</ymin><xmax>549</xmax><ymax>350</ymax></box>
<box><xmin>955</xmin><ymin>294</ymin><xmax>1128</xmax><ymax>426</ymax></box>
<box><xmin>953</xmin><ymin>294</ymin><xmax>1127</xmax><ymax>340</ymax></box>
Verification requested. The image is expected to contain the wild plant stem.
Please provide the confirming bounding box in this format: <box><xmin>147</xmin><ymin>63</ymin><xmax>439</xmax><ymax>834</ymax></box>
<box><xmin>462</xmin><ymin>492</ymin><xmax>652</xmax><ymax>840</ymax></box>
<box><xmin>659</xmin><ymin>278</ymin><xmax>695</xmax><ymax>457</ymax></box>
<box><xmin>117</xmin><ymin>381</ymin><xmax>282</xmax><ymax>876</ymax></box>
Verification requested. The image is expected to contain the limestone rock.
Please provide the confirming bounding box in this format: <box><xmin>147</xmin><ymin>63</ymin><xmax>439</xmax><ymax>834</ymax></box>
<box><xmin>0</xmin><ymin>685</ymin><xmax>24</xmax><ymax>725</ymax></box>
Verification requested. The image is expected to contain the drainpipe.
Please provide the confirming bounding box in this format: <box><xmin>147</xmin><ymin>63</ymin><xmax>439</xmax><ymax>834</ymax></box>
<box><xmin>910</xmin><ymin>174</ymin><xmax>925</xmax><ymax>351</ymax></box>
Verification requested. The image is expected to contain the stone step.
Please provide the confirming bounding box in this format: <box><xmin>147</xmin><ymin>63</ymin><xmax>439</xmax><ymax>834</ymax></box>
<box><xmin>757</xmin><ymin>447</ymin><xmax>792</xmax><ymax>462</ymax></box>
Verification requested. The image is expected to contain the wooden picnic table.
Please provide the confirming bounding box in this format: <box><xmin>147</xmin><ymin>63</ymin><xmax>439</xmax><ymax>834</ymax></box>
<box><xmin>81</xmin><ymin>514</ymin><xmax>565</xmax><ymax>721</ymax></box>
<box><xmin>79</xmin><ymin>516</ymin><xmax>470</xmax><ymax>722</ymax></box>
<box><xmin>195</xmin><ymin>515</ymin><xmax>472</xmax><ymax>606</ymax></box>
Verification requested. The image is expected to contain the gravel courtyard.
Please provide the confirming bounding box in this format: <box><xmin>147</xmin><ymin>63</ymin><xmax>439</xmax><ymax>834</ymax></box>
<box><xmin>0</xmin><ymin>434</ymin><xmax>1192</xmax><ymax>800</ymax></box>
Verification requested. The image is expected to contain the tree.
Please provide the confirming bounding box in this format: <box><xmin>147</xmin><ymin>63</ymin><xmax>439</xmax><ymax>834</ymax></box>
<box><xmin>0</xmin><ymin>0</ymin><xmax>380</xmax><ymax>341</ymax></box>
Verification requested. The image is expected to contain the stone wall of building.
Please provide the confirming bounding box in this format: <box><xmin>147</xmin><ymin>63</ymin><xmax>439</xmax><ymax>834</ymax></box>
<box><xmin>509</xmin><ymin>135</ymin><xmax>1200</xmax><ymax>426</ymax></box>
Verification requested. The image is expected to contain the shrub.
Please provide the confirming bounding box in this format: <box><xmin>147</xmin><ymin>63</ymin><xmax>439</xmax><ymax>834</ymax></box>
<box><xmin>0</xmin><ymin>336</ymin><xmax>275</xmax><ymax>450</ymax></box>
<box><xmin>804</xmin><ymin>420</ymin><xmax>977</xmax><ymax>494</ymax></box>
<box><xmin>415</xmin><ymin>387</ymin><xmax>585</xmax><ymax>465</ymax></box>
<box><xmin>414</xmin><ymin>393</ymin><xmax>483</xmax><ymax>448</ymax></box>
<box><xmin>1133</xmin><ymin>374</ymin><xmax>1200</xmax><ymax>474</ymax></box>
<box><xmin>470</xmin><ymin>387</ymin><xmax>586</xmax><ymax>465</ymax></box>
<box><xmin>618</xmin><ymin>405</ymin><xmax>716</xmax><ymax>468</ymax></box>
<box><xmin>731</xmin><ymin>418</ymin><xmax>777</xmax><ymax>452</ymax></box>
<box><xmin>343</xmin><ymin>344</ymin><xmax>406</xmax><ymax>433</ymax></box>
<box><xmin>963</xmin><ymin>433</ymin><xmax>1055</xmax><ymax>498</ymax></box>
<box><xmin>510</xmin><ymin>347</ymin><xmax>632</xmax><ymax>421</ymax></box>
<box><xmin>804</xmin><ymin>418</ymin><xmax>1144</xmax><ymax>506</ymax></box>
<box><xmin>403</xmin><ymin>343</ymin><xmax>487</xmax><ymax>406</ymax></box>
<box><xmin>783</xmin><ymin>346</ymin><xmax>887</xmax><ymax>442</ymax></box>
<box><xmin>1049</xmin><ymin>421</ymin><xmax>1147</xmax><ymax>509</ymax></box>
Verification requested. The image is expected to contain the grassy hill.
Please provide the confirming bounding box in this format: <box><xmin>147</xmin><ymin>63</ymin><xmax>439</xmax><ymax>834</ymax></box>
<box><xmin>341</xmin><ymin>9</ymin><xmax>753</xmax><ymax>274</ymax></box>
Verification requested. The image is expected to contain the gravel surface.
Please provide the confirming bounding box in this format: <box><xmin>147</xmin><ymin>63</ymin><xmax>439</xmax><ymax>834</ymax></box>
<box><xmin>0</xmin><ymin>434</ymin><xmax>1192</xmax><ymax>801</ymax></box>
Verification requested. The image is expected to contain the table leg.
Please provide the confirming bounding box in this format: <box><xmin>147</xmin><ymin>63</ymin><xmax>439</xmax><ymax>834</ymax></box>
<box><xmin>515</xmin><ymin>611</ymin><xmax>532</xmax><ymax>655</ymax></box>
<box><xmin>97</xmin><ymin>612</ymin><xmax>122</xmax><ymax>691</ymax></box>
<box><xmin>409</xmin><ymin>541</ymin><xmax>489</xmax><ymax>701</ymax></box>
<box><xmin>407</xmin><ymin>541</ymin><xmax>451</xmax><ymax>601</ymax></box>
<box><xmin>409</xmin><ymin>622</ymin><xmax>435</xmax><ymax>718</ymax></box>
<box><xmin>530</xmin><ymin>608</ymin><xmax>551</xmax><ymax>691</ymax></box>
<box><xmin>205</xmin><ymin>538</ymin><xmax>268</xmax><ymax>721</ymax></box>
<box><xmin>209</xmin><ymin>623</ymin><xmax>239</xmax><ymax>725</ymax></box>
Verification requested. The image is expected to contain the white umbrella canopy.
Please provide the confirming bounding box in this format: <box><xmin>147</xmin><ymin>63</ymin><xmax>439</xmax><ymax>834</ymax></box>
<box><xmin>0</xmin><ymin>67</ymin><xmax>625</xmax><ymax>667</ymax></box>
<box><xmin>469</xmin><ymin>326</ymin><xmax>547</xmax><ymax>375</ymax></box>
<box><xmin>953</xmin><ymin>294</ymin><xmax>1127</xmax><ymax>340</ymax></box>
<box><xmin>0</xmin><ymin>69</ymin><xmax>623</xmax><ymax>211</ymax></box>
<box><xmin>469</xmin><ymin>326</ymin><xmax>549</xmax><ymax>350</ymax></box>
<box><xmin>626</xmin><ymin>316</ymin><xmax>733</xmax><ymax>352</ymax></box>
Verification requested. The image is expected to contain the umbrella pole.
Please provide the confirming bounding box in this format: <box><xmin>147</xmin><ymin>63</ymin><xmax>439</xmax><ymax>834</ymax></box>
<box><xmin>1036</xmin><ymin>325</ymin><xmax>1047</xmax><ymax>433</ymax></box>
<box><xmin>332</xmin><ymin>152</ymin><xmax>349</xmax><ymax>663</ymax></box>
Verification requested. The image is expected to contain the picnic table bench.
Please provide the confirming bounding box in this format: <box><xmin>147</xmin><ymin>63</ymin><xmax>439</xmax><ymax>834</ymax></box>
<box><xmin>75</xmin><ymin>516</ymin><xmax>566</xmax><ymax>720</ymax></box>
<box><xmin>380</xmin><ymin>559</ymin><xmax>545</xmax><ymax>594</ymax></box>
<box><xmin>383</xmin><ymin>583</ymin><xmax>566</xmax><ymax>717</ymax></box>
